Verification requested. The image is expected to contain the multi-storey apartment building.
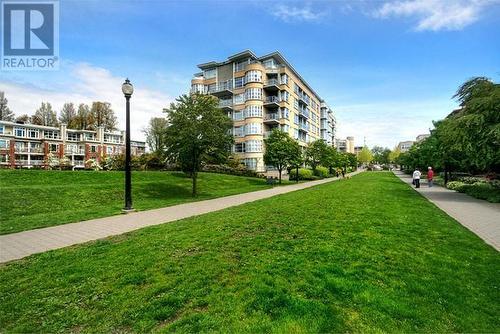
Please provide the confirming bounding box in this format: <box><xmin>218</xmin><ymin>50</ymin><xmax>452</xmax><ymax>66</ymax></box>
<box><xmin>397</xmin><ymin>140</ymin><xmax>414</xmax><ymax>153</ymax></box>
<box><xmin>0</xmin><ymin>120</ymin><xmax>145</xmax><ymax>169</ymax></box>
<box><xmin>191</xmin><ymin>50</ymin><xmax>335</xmax><ymax>172</ymax></box>
<box><xmin>335</xmin><ymin>136</ymin><xmax>355</xmax><ymax>154</ymax></box>
<box><xmin>320</xmin><ymin>102</ymin><xmax>336</xmax><ymax>146</ymax></box>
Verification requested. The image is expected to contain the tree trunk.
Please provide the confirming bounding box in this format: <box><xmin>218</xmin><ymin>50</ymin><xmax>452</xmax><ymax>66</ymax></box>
<box><xmin>296</xmin><ymin>166</ymin><xmax>299</xmax><ymax>183</ymax></box>
<box><xmin>278</xmin><ymin>168</ymin><xmax>282</xmax><ymax>184</ymax></box>
<box><xmin>192</xmin><ymin>171</ymin><xmax>197</xmax><ymax>197</ymax></box>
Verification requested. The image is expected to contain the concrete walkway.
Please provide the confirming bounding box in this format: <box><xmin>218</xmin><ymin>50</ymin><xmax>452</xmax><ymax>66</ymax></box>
<box><xmin>394</xmin><ymin>171</ymin><xmax>500</xmax><ymax>251</ymax></box>
<box><xmin>0</xmin><ymin>170</ymin><xmax>363</xmax><ymax>263</ymax></box>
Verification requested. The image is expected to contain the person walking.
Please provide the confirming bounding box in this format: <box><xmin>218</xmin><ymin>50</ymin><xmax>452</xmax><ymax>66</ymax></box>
<box><xmin>427</xmin><ymin>167</ymin><xmax>434</xmax><ymax>187</ymax></box>
<box><xmin>413</xmin><ymin>168</ymin><xmax>421</xmax><ymax>188</ymax></box>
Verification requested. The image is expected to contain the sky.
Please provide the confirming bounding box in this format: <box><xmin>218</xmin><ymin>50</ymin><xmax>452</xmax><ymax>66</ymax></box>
<box><xmin>1</xmin><ymin>0</ymin><xmax>499</xmax><ymax>148</ymax></box>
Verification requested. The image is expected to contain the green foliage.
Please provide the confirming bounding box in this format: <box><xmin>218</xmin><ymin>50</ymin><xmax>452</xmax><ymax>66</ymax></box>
<box><xmin>0</xmin><ymin>92</ymin><xmax>14</xmax><ymax>121</ymax></box>
<box><xmin>1</xmin><ymin>173</ymin><xmax>499</xmax><ymax>333</ymax></box>
<box><xmin>305</xmin><ymin>140</ymin><xmax>329</xmax><ymax>170</ymax></box>
<box><xmin>289</xmin><ymin>168</ymin><xmax>315</xmax><ymax>180</ymax></box>
<box><xmin>358</xmin><ymin>146</ymin><xmax>373</xmax><ymax>164</ymax></box>
<box><xmin>314</xmin><ymin>166</ymin><xmax>329</xmax><ymax>178</ymax></box>
<box><xmin>446</xmin><ymin>181</ymin><xmax>465</xmax><ymax>191</ymax></box>
<box><xmin>372</xmin><ymin>146</ymin><xmax>391</xmax><ymax>164</ymax></box>
<box><xmin>164</xmin><ymin>94</ymin><xmax>233</xmax><ymax>196</ymax></box>
<box><xmin>264</xmin><ymin>129</ymin><xmax>302</xmax><ymax>183</ymax></box>
<box><xmin>401</xmin><ymin>77</ymin><xmax>500</xmax><ymax>174</ymax></box>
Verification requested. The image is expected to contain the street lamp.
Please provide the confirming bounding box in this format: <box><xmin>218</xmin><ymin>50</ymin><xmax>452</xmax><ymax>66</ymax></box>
<box><xmin>122</xmin><ymin>78</ymin><xmax>134</xmax><ymax>212</ymax></box>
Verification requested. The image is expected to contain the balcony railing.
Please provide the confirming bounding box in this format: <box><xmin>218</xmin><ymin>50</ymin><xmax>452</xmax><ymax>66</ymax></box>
<box><xmin>15</xmin><ymin>160</ymin><xmax>29</xmax><ymax>165</ymax></box>
<box><xmin>264</xmin><ymin>79</ymin><xmax>280</xmax><ymax>86</ymax></box>
<box><xmin>73</xmin><ymin>160</ymin><xmax>85</xmax><ymax>166</ymax></box>
<box><xmin>218</xmin><ymin>99</ymin><xmax>233</xmax><ymax>108</ymax></box>
<box><xmin>265</xmin><ymin>96</ymin><xmax>279</xmax><ymax>104</ymax></box>
<box><xmin>29</xmin><ymin>148</ymin><xmax>44</xmax><ymax>153</ymax></box>
<box><xmin>264</xmin><ymin>113</ymin><xmax>280</xmax><ymax>121</ymax></box>
<box><xmin>299</xmin><ymin>123</ymin><xmax>309</xmax><ymax>131</ymax></box>
<box><xmin>299</xmin><ymin>108</ymin><xmax>309</xmax><ymax>118</ymax></box>
<box><xmin>264</xmin><ymin>131</ymin><xmax>272</xmax><ymax>138</ymax></box>
<box><xmin>30</xmin><ymin>160</ymin><xmax>44</xmax><ymax>166</ymax></box>
<box><xmin>15</xmin><ymin>147</ymin><xmax>29</xmax><ymax>153</ymax></box>
<box><xmin>214</xmin><ymin>81</ymin><xmax>233</xmax><ymax>92</ymax></box>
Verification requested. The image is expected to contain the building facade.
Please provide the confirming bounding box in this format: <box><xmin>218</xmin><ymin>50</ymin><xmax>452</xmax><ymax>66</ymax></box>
<box><xmin>320</xmin><ymin>102</ymin><xmax>336</xmax><ymax>146</ymax></box>
<box><xmin>397</xmin><ymin>140</ymin><xmax>414</xmax><ymax>153</ymax></box>
<box><xmin>190</xmin><ymin>50</ymin><xmax>334</xmax><ymax>172</ymax></box>
<box><xmin>335</xmin><ymin>136</ymin><xmax>355</xmax><ymax>154</ymax></box>
<box><xmin>0</xmin><ymin>121</ymin><xmax>145</xmax><ymax>169</ymax></box>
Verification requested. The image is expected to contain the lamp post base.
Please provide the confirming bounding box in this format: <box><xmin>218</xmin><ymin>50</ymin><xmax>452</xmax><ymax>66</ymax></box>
<box><xmin>121</xmin><ymin>208</ymin><xmax>136</xmax><ymax>214</ymax></box>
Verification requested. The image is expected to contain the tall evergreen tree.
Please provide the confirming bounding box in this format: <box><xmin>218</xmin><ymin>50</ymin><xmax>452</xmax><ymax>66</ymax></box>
<box><xmin>0</xmin><ymin>92</ymin><xmax>15</xmax><ymax>122</ymax></box>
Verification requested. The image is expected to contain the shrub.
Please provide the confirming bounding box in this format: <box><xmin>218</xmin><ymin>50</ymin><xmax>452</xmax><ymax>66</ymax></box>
<box><xmin>314</xmin><ymin>166</ymin><xmax>329</xmax><ymax>178</ymax></box>
<box><xmin>202</xmin><ymin>164</ymin><xmax>262</xmax><ymax>178</ymax></box>
<box><xmin>289</xmin><ymin>168</ymin><xmax>315</xmax><ymax>181</ymax></box>
<box><xmin>446</xmin><ymin>181</ymin><xmax>465</xmax><ymax>191</ymax></box>
<box><xmin>460</xmin><ymin>183</ymin><xmax>500</xmax><ymax>203</ymax></box>
<box><xmin>458</xmin><ymin>176</ymin><xmax>485</xmax><ymax>184</ymax></box>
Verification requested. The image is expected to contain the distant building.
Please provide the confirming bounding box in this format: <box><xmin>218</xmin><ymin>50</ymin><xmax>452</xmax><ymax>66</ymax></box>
<box><xmin>416</xmin><ymin>134</ymin><xmax>430</xmax><ymax>142</ymax></box>
<box><xmin>354</xmin><ymin>146</ymin><xmax>363</xmax><ymax>156</ymax></box>
<box><xmin>397</xmin><ymin>140</ymin><xmax>414</xmax><ymax>153</ymax></box>
<box><xmin>336</xmin><ymin>136</ymin><xmax>355</xmax><ymax>154</ymax></box>
<box><xmin>0</xmin><ymin>121</ymin><xmax>145</xmax><ymax>169</ymax></box>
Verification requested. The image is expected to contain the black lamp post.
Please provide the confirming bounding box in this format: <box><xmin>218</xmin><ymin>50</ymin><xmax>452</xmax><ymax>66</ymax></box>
<box><xmin>122</xmin><ymin>78</ymin><xmax>134</xmax><ymax>212</ymax></box>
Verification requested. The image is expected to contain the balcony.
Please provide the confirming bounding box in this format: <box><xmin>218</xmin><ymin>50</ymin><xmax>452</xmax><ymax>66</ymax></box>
<box><xmin>73</xmin><ymin>160</ymin><xmax>85</xmax><ymax>167</ymax></box>
<box><xmin>264</xmin><ymin>96</ymin><xmax>280</xmax><ymax>108</ymax></box>
<box><xmin>298</xmin><ymin>94</ymin><xmax>309</xmax><ymax>106</ymax></box>
<box><xmin>218</xmin><ymin>99</ymin><xmax>233</xmax><ymax>110</ymax></box>
<box><xmin>264</xmin><ymin>131</ymin><xmax>273</xmax><ymax>138</ymax></box>
<box><xmin>299</xmin><ymin>123</ymin><xmax>309</xmax><ymax>132</ymax></box>
<box><xmin>14</xmin><ymin>146</ymin><xmax>29</xmax><ymax>153</ymax></box>
<box><xmin>263</xmin><ymin>113</ymin><xmax>280</xmax><ymax>125</ymax></box>
<box><xmin>30</xmin><ymin>160</ymin><xmax>44</xmax><ymax>166</ymax></box>
<box><xmin>29</xmin><ymin>148</ymin><xmax>44</xmax><ymax>154</ymax></box>
<box><xmin>263</xmin><ymin>78</ymin><xmax>280</xmax><ymax>92</ymax></box>
<box><xmin>264</xmin><ymin>66</ymin><xmax>280</xmax><ymax>74</ymax></box>
<box><xmin>211</xmin><ymin>81</ymin><xmax>233</xmax><ymax>97</ymax></box>
<box><xmin>299</xmin><ymin>108</ymin><xmax>309</xmax><ymax>118</ymax></box>
<box><xmin>15</xmin><ymin>159</ymin><xmax>29</xmax><ymax>166</ymax></box>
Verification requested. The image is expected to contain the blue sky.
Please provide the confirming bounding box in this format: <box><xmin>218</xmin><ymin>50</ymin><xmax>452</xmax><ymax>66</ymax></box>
<box><xmin>1</xmin><ymin>0</ymin><xmax>499</xmax><ymax>147</ymax></box>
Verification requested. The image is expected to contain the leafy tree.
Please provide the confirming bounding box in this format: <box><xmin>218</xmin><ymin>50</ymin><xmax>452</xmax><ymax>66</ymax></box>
<box><xmin>15</xmin><ymin>114</ymin><xmax>30</xmax><ymax>123</ymax></box>
<box><xmin>346</xmin><ymin>153</ymin><xmax>358</xmax><ymax>169</ymax></box>
<box><xmin>31</xmin><ymin>102</ymin><xmax>58</xmax><ymax>126</ymax></box>
<box><xmin>89</xmin><ymin>102</ymin><xmax>117</xmax><ymax>131</ymax></box>
<box><xmin>372</xmin><ymin>146</ymin><xmax>391</xmax><ymax>164</ymax></box>
<box><xmin>264</xmin><ymin>129</ymin><xmax>302</xmax><ymax>184</ymax></box>
<box><xmin>0</xmin><ymin>92</ymin><xmax>15</xmax><ymax>121</ymax></box>
<box><xmin>164</xmin><ymin>94</ymin><xmax>233</xmax><ymax>196</ymax></box>
<box><xmin>388</xmin><ymin>147</ymin><xmax>401</xmax><ymax>164</ymax></box>
<box><xmin>305</xmin><ymin>140</ymin><xmax>329</xmax><ymax>171</ymax></box>
<box><xmin>322</xmin><ymin>146</ymin><xmax>340</xmax><ymax>174</ymax></box>
<box><xmin>144</xmin><ymin>117</ymin><xmax>168</xmax><ymax>156</ymax></box>
<box><xmin>59</xmin><ymin>103</ymin><xmax>77</xmax><ymax>128</ymax></box>
<box><xmin>358</xmin><ymin>146</ymin><xmax>373</xmax><ymax>165</ymax></box>
<box><xmin>74</xmin><ymin>104</ymin><xmax>91</xmax><ymax>130</ymax></box>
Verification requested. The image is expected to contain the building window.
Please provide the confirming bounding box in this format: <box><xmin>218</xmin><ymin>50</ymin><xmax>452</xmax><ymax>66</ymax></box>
<box><xmin>245</xmin><ymin>105</ymin><xmax>263</xmax><ymax>118</ymax></box>
<box><xmin>27</xmin><ymin>129</ymin><xmax>39</xmax><ymax>138</ymax></box>
<box><xmin>203</xmin><ymin>68</ymin><xmax>216</xmax><ymax>79</ymax></box>
<box><xmin>245</xmin><ymin>88</ymin><xmax>262</xmax><ymax>101</ymax></box>
<box><xmin>281</xmin><ymin>124</ymin><xmax>290</xmax><ymax>133</ymax></box>
<box><xmin>246</xmin><ymin>140</ymin><xmax>262</xmax><ymax>153</ymax></box>
<box><xmin>49</xmin><ymin>143</ymin><xmax>58</xmax><ymax>152</ymax></box>
<box><xmin>67</xmin><ymin>132</ymin><xmax>79</xmax><ymax>141</ymax></box>
<box><xmin>280</xmin><ymin>107</ymin><xmax>289</xmax><ymax>119</ymax></box>
<box><xmin>280</xmin><ymin>74</ymin><xmax>288</xmax><ymax>85</ymax></box>
<box><xmin>0</xmin><ymin>125</ymin><xmax>4</xmax><ymax>135</ymax></box>
<box><xmin>233</xmin><ymin>126</ymin><xmax>244</xmax><ymax>137</ymax></box>
<box><xmin>234</xmin><ymin>76</ymin><xmax>244</xmax><ymax>88</ymax></box>
<box><xmin>0</xmin><ymin>154</ymin><xmax>8</xmax><ymax>163</ymax></box>
<box><xmin>107</xmin><ymin>146</ymin><xmax>113</xmax><ymax>155</ymax></box>
<box><xmin>235</xmin><ymin>60</ymin><xmax>248</xmax><ymax>72</ymax></box>
<box><xmin>206</xmin><ymin>83</ymin><xmax>216</xmax><ymax>93</ymax></box>
<box><xmin>30</xmin><ymin>142</ymin><xmax>41</xmax><ymax>152</ymax></box>
<box><xmin>280</xmin><ymin>90</ymin><xmax>289</xmax><ymax>102</ymax></box>
<box><xmin>191</xmin><ymin>83</ymin><xmax>204</xmax><ymax>94</ymax></box>
<box><xmin>44</xmin><ymin>130</ymin><xmax>60</xmax><ymax>139</ymax></box>
<box><xmin>234</xmin><ymin>142</ymin><xmax>245</xmax><ymax>153</ymax></box>
<box><xmin>245</xmin><ymin>123</ymin><xmax>262</xmax><ymax>135</ymax></box>
<box><xmin>91</xmin><ymin>145</ymin><xmax>97</xmax><ymax>153</ymax></box>
<box><xmin>245</xmin><ymin>70</ymin><xmax>262</xmax><ymax>83</ymax></box>
<box><xmin>233</xmin><ymin>93</ymin><xmax>244</xmax><ymax>105</ymax></box>
<box><xmin>243</xmin><ymin>158</ymin><xmax>258</xmax><ymax>170</ymax></box>
<box><xmin>14</xmin><ymin>127</ymin><xmax>25</xmax><ymax>137</ymax></box>
<box><xmin>294</xmin><ymin>114</ymin><xmax>299</xmax><ymax>125</ymax></box>
<box><xmin>233</xmin><ymin>111</ymin><xmax>243</xmax><ymax>121</ymax></box>
<box><xmin>0</xmin><ymin>139</ymin><xmax>8</xmax><ymax>149</ymax></box>
<box><xmin>263</xmin><ymin>58</ymin><xmax>276</xmax><ymax>69</ymax></box>
<box><xmin>294</xmin><ymin>98</ymin><xmax>299</xmax><ymax>109</ymax></box>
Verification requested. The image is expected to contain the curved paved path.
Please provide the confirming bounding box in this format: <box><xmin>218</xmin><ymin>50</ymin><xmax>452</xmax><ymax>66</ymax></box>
<box><xmin>394</xmin><ymin>171</ymin><xmax>500</xmax><ymax>251</ymax></box>
<box><xmin>0</xmin><ymin>170</ymin><xmax>363</xmax><ymax>263</ymax></box>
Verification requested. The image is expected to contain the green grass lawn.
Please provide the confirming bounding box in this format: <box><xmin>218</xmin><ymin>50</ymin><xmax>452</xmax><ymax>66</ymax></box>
<box><xmin>0</xmin><ymin>172</ymin><xmax>498</xmax><ymax>333</ymax></box>
<box><xmin>0</xmin><ymin>170</ymin><xmax>279</xmax><ymax>235</ymax></box>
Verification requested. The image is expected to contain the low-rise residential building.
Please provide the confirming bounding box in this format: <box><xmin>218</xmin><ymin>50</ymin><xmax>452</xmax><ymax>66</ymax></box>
<box><xmin>190</xmin><ymin>49</ymin><xmax>335</xmax><ymax>172</ymax></box>
<box><xmin>0</xmin><ymin>120</ymin><xmax>145</xmax><ymax>169</ymax></box>
<box><xmin>416</xmin><ymin>134</ymin><xmax>430</xmax><ymax>142</ymax></box>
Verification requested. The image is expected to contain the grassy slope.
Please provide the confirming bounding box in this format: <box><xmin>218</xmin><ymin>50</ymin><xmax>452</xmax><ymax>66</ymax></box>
<box><xmin>0</xmin><ymin>172</ymin><xmax>498</xmax><ymax>333</ymax></box>
<box><xmin>0</xmin><ymin>170</ymin><xmax>276</xmax><ymax>234</ymax></box>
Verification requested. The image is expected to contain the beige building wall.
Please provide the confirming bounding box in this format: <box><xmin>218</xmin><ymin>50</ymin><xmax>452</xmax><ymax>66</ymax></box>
<box><xmin>191</xmin><ymin>50</ymin><xmax>329</xmax><ymax>172</ymax></box>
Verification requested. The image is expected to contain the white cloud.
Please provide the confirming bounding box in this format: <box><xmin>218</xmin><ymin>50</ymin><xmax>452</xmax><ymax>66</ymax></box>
<box><xmin>0</xmin><ymin>62</ymin><xmax>172</xmax><ymax>142</ymax></box>
<box><xmin>373</xmin><ymin>0</ymin><xmax>492</xmax><ymax>31</ymax></box>
<box><xmin>272</xmin><ymin>3</ymin><xmax>324</xmax><ymax>22</ymax></box>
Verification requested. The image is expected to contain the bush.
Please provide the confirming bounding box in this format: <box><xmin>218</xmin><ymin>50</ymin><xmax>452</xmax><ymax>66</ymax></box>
<box><xmin>458</xmin><ymin>176</ymin><xmax>485</xmax><ymax>184</ymax></box>
<box><xmin>446</xmin><ymin>181</ymin><xmax>465</xmax><ymax>191</ymax></box>
<box><xmin>314</xmin><ymin>166</ymin><xmax>329</xmax><ymax>178</ymax></box>
<box><xmin>460</xmin><ymin>183</ymin><xmax>500</xmax><ymax>203</ymax></box>
<box><xmin>289</xmin><ymin>168</ymin><xmax>315</xmax><ymax>181</ymax></box>
<box><xmin>202</xmin><ymin>164</ymin><xmax>262</xmax><ymax>178</ymax></box>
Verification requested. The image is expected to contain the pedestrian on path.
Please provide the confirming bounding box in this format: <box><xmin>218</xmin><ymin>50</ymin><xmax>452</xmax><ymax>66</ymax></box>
<box><xmin>413</xmin><ymin>168</ymin><xmax>421</xmax><ymax>188</ymax></box>
<box><xmin>427</xmin><ymin>167</ymin><xmax>434</xmax><ymax>187</ymax></box>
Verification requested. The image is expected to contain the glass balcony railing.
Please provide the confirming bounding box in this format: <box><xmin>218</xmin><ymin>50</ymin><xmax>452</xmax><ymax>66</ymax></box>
<box><xmin>264</xmin><ymin>78</ymin><xmax>280</xmax><ymax>86</ymax></box>
<box><xmin>265</xmin><ymin>96</ymin><xmax>279</xmax><ymax>104</ymax></box>
<box><xmin>218</xmin><ymin>99</ymin><xmax>233</xmax><ymax>108</ymax></box>
<box><xmin>264</xmin><ymin>113</ymin><xmax>280</xmax><ymax>121</ymax></box>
